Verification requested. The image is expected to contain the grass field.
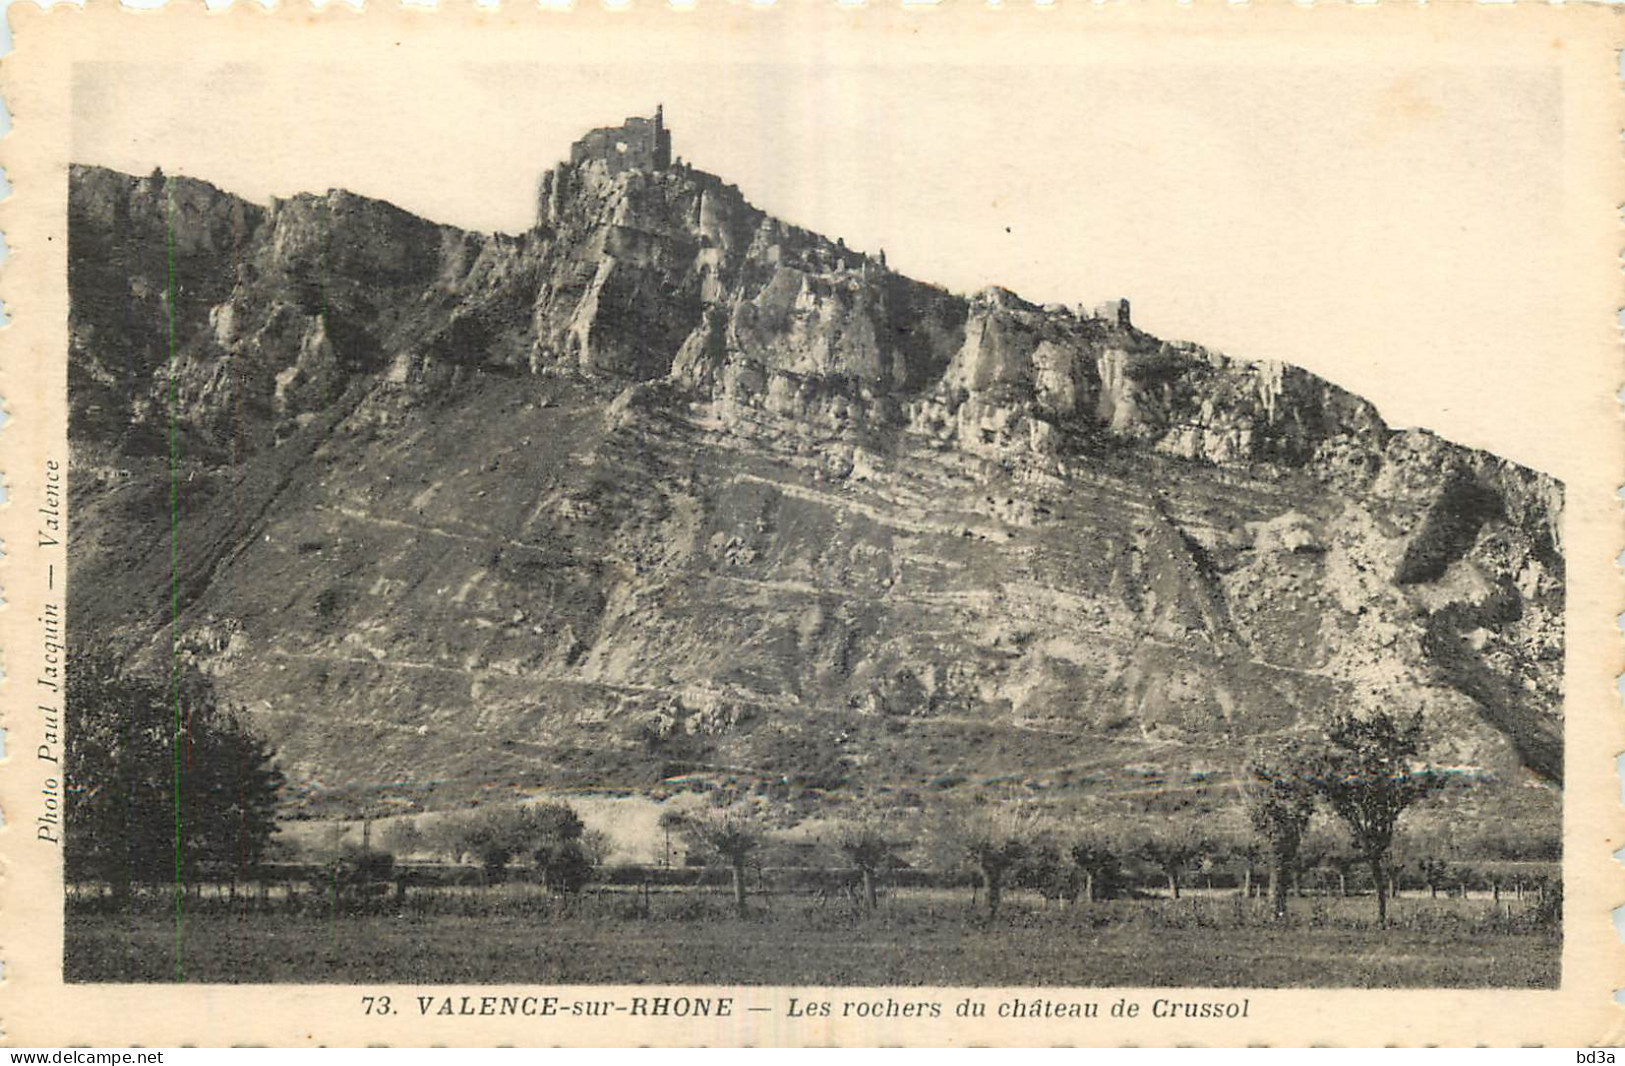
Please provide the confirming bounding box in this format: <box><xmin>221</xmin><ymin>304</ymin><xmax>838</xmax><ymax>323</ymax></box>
<box><xmin>65</xmin><ymin>891</ymin><xmax>1559</xmax><ymax>988</ymax></box>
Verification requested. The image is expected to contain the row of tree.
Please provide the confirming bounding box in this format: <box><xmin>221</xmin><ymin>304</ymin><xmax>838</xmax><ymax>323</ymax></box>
<box><xmin>637</xmin><ymin>709</ymin><xmax>1450</xmax><ymax>926</ymax></box>
<box><xmin>64</xmin><ymin>655</ymin><xmax>1480</xmax><ymax>928</ymax></box>
<box><xmin>382</xmin><ymin>807</ymin><xmax>632</xmax><ymax>882</ymax></box>
<box><xmin>947</xmin><ymin>711</ymin><xmax>1445</xmax><ymax>925</ymax></box>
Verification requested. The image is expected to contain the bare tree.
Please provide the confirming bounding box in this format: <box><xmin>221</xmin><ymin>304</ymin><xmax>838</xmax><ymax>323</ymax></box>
<box><xmin>836</xmin><ymin>822</ymin><xmax>904</xmax><ymax>911</ymax></box>
<box><xmin>676</xmin><ymin>807</ymin><xmax>764</xmax><ymax>918</ymax></box>
<box><xmin>1326</xmin><ymin>848</ymin><xmax>1362</xmax><ymax>898</ymax></box>
<box><xmin>1136</xmin><ymin>823</ymin><xmax>1209</xmax><ymax>901</ymax></box>
<box><xmin>657</xmin><ymin>808</ymin><xmax>686</xmax><ymax>867</ymax></box>
<box><xmin>580</xmin><ymin>828</ymin><xmax>614</xmax><ymax>868</ymax></box>
<box><xmin>1307</xmin><ymin>710</ymin><xmax>1444</xmax><ymax>925</ymax></box>
<box><xmin>965</xmin><ymin>837</ymin><xmax>1026</xmax><ymax>919</ymax></box>
<box><xmin>941</xmin><ymin>807</ymin><xmax>1033</xmax><ymax>920</ymax></box>
<box><xmin>1418</xmin><ymin>857</ymin><xmax>1450</xmax><ymax>900</ymax></box>
<box><xmin>379</xmin><ymin>819</ymin><xmax>425</xmax><ymax>859</ymax></box>
<box><xmin>1230</xmin><ymin>839</ymin><xmax>1264</xmax><ymax>900</ymax></box>
<box><xmin>423</xmin><ymin>814</ymin><xmax>476</xmax><ymax>866</ymax></box>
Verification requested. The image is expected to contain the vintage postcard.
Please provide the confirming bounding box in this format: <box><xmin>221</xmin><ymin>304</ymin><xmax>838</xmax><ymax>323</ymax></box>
<box><xmin>0</xmin><ymin>0</ymin><xmax>1620</xmax><ymax>1047</ymax></box>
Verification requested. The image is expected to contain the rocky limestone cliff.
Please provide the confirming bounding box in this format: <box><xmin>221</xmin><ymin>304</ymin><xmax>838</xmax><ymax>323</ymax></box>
<box><xmin>66</xmin><ymin>156</ymin><xmax>1563</xmax><ymax>833</ymax></box>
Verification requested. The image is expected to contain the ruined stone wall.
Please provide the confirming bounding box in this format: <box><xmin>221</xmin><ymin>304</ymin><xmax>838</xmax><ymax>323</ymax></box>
<box><xmin>1087</xmin><ymin>297</ymin><xmax>1132</xmax><ymax>329</ymax></box>
<box><xmin>568</xmin><ymin>115</ymin><xmax>672</xmax><ymax>175</ymax></box>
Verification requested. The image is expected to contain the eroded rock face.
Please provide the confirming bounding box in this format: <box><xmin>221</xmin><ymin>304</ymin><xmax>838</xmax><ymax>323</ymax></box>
<box><xmin>65</xmin><ymin>158</ymin><xmax>1563</xmax><ymax>826</ymax></box>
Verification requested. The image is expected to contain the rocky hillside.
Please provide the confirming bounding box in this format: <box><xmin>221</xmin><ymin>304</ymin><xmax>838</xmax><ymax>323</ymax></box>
<box><xmin>65</xmin><ymin>153</ymin><xmax>1564</xmax><ymax>830</ymax></box>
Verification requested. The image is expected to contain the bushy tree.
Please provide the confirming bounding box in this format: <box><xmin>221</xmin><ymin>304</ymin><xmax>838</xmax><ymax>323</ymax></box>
<box><xmin>538</xmin><ymin>842</ymin><xmax>593</xmax><ymax>895</ymax></box>
<box><xmin>65</xmin><ymin>651</ymin><xmax>284</xmax><ymax>899</ymax></box>
<box><xmin>452</xmin><ymin>807</ymin><xmax>531</xmax><ymax>880</ymax></box>
<box><xmin>528</xmin><ymin>803</ymin><xmax>590</xmax><ymax>894</ymax></box>
<box><xmin>1306</xmin><ymin>710</ymin><xmax>1444</xmax><ymax>925</ymax></box>
<box><xmin>328</xmin><ymin>842</ymin><xmax>396</xmax><ymax>911</ymax></box>
<box><xmin>1069</xmin><ymin>837</ymin><xmax>1122</xmax><ymax>903</ymax></box>
<box><xmin>1247</xmin><ymin>761</ymin><xmax>1315</xmax><ymax>919</ymax></box>
<box><xmin>449</xmin><ymin>802</ymin><xmax>593</xmax><ymax>892</ymax></box>
<box><xmin>1015</xmin><ymin>840</ymin><xmax>1075</xmax><ymax>903</ymax></box>
<box><xmin>1462</xmin><ymin>822</ymin><xmax>1560</xmax><ymax>863</ymax></box>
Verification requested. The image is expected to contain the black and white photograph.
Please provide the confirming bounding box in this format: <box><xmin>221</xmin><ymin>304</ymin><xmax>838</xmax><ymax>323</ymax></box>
<box><xmin>4</xmin><ymin>3</ymin><xmax>1619</xmax><ymax>1048</ymax></box>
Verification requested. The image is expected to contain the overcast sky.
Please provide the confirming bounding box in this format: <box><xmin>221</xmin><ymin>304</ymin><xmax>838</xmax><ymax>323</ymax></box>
<box><xmin>66</xmin><ymin>18</ymin><xmax>1590</xmax><ymax>480</ymax></box>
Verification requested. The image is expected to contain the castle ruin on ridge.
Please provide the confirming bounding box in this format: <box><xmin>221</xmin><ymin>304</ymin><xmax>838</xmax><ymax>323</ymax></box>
<box><xmin>568</xmin><ymin>105</ymin><xmax>673</xmax><ymax>175</ymax></box>
<box><xmin>547</xmin><ymin>107</ymin><xmax>1134</xmax><ymax>330</ymax></box>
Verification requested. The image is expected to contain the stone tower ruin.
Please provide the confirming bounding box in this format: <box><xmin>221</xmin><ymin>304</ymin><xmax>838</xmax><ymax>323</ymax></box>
<box><xmin>567</xmin><ymin>105</ymin><xmax>673</xmax><ymax>175</ymax></box>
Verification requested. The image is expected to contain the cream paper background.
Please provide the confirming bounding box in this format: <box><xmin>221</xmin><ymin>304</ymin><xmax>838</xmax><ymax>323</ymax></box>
<box><xmin>0</xmin><ymin>0</ymin><xmax>1619</xmax><ymax>1046</ymax></box>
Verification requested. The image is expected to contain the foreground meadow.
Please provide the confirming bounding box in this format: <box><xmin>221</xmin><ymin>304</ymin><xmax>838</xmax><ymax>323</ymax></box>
<box><xmin>65</xmin><ymin>889</ymin><xmax>1559</xmax><ymax>988</ymax></box>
